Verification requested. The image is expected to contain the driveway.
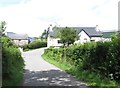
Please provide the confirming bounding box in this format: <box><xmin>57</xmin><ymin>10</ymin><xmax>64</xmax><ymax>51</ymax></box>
<box><xmin>22</xmin><ymin>48</ymin><xmax>91</xmax><ymax>87</ymax></box>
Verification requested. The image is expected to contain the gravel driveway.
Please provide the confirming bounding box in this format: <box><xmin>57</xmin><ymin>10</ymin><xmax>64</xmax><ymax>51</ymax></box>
<box><xmin>22</xmin><ymin>48</ymin><xmax>91</xmax><ymax>87</ymax></box>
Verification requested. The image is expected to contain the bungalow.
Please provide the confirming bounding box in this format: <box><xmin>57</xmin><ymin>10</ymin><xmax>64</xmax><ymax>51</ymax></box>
<box><xmin>7</xmin><ymin>32</ymin><xmax>28</xmax><ymax>46</ymax></box>
<box><xmin>47</xmin><ymin>25</ymin><xmax>102</xmax><ymax>47</ymax></box>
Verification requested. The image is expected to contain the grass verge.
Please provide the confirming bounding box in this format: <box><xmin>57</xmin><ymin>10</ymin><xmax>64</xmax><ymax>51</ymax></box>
<box><xmin>42</xmin><ymin>53</ymin><xmax>120</xmax><ymax>88</ymax></box>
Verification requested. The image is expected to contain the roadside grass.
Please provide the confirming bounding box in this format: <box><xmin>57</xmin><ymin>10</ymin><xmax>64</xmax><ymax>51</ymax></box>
<box><xmin>23</xmin><ymin>48</ymin><xmax>35</xmax><ymax>52</ymax></box>
<box><xmin>23</xmin><ymin>47</ymin><xmax>48</xmax><ymax>52</ymax></box>
<box><xmin>42</xmin><ymin>54</ymin><xmax>72</xmax><ymax>71</ymax></box>
<box><xmin>42</xmin><ymin>53</ymin><xmax>120</xmax><ymax>88</ymax></box>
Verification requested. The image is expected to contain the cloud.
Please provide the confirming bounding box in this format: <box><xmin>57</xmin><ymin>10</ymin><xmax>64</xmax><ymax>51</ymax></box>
<box><xmin>0</xmin><ymin>0</ymin><xmax>119</xmax><ymax>37</ymax></box>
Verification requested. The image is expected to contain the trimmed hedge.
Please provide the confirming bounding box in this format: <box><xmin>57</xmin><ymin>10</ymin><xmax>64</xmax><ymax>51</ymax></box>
<box><xmin>23</xmin><ymin>40</ymin><xmax>47</xmax><ymax>51</ymax></box>
<box><xmin>2</xmin><ymin>36</ymin><xmax>25</xmax><ymax>86</ymax></box>
<box><xmin>44</xmin><ymin>35</ymin><xmax>120</xmax><ymax>82</ymax></box>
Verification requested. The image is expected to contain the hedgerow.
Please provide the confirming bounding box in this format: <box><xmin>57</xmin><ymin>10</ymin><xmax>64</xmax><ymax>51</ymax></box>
<box><xmin>2</xmin><ymin>36</ymin><xmax>25</xmax><ymax>86</ymax></box>
<box><xmin>44</xmin><ymin>34</ymin><xmax>120</xmax><ymax>83</ymax></box>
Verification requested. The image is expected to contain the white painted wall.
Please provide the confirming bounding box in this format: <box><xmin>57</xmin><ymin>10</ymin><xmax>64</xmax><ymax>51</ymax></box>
<box><xmin>13</xmin><ymin>40</ymin><xmax>28</xmax><ymax>46</ymax></box>
<box><xmin>78</xmin><ymin>30</ymin><xmax>90</xmax><ymax>44</ymax></box>
<box><xmin>47</xmin><ymin>36</ymin><xmax>63</xmax><ymax>47</ymax></box>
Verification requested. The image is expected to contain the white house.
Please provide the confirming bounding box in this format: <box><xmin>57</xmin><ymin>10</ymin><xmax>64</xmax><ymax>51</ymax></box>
<box><xmin>47</xmin><ymin>25</ymin><xmax>102</xmax><ymax>47</ymax></box>
<box><xmin>7</xmin><ymin>32</ymin><xmax>28</xmax><ymax>46</ymax></box>
<box><xmin>74</xmin><ymin>26</ymin><xmax>102</xmax><ymax>44</ymax></box>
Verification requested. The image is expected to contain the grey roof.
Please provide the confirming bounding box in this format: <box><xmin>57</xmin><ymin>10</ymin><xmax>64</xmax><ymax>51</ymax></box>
<box><xmin>7</xmin><ymin>32</ymin><xmax>28</xmax><ymax>40</ymax></box>
<box><xmin>49</xmin><ymin>31</ymin><xmax>55</xmax><ymax>37</ymax></box>
<box><xmin>73</xmin><ymin>27</ymin><xmax>102</xmax><ymax>37</ymax></box>
<box><xmin>49</xmin><ymin>27</ymin><xmax>102</xmax><ymax>37</ymax></box>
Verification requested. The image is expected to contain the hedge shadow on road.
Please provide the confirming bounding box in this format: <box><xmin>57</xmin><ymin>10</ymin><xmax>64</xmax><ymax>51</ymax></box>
<box><xmin>22</xmin><ymin>69</ymin><xmax>92</xmax><ymax>88</ymax></box>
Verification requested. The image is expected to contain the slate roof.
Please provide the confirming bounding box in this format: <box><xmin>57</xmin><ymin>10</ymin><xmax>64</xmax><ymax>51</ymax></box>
<box><xmin>49</xmin><ymin>27</ymin><xmax>102</xmax><ymax>37</ymax></box>
<box><xmin>102</xmin><ymin>32</ymin><xmax>116</xmax><ymax>38</ymax></box>
<box><xmin>72</xmin><ymin>27</ymin><xmax>102</xmax><ymax>37</ymax></box>
<box><xmin>7</xmin><ymin>32</ymin><xmax>28</xmax><ymax>40</ymax></box>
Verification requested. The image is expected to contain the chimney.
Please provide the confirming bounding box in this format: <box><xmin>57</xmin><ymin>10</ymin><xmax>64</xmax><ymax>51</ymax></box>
<box><xmin>96</xmin><ymin>25</ymin><xmax>100</xmax><ymax>32</ymax></box>
<box><xmin>49</xmin><ymin>24</ymin><xmax>53</xmax><ymax>32</ymax></box>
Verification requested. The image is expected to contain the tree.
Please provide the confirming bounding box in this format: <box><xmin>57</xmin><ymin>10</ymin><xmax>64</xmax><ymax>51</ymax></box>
<box><xmin>60</xmin><ymin>27</ymin><xmax>78</xmax><ymax>46</ymax></box>
<box><xmin>41</xmin><ymin>28</ymin><xmax>49</xmax><ymax>39</ymax></box>
<box><xmin>41</xmin><ymin>29</ymin><xmax>47</xmax><ymax>39</ymax></box>
<box><xmin>0</xmin><ymin>21</ymin><xmax>7</xmax><ymax>36</ymax></box>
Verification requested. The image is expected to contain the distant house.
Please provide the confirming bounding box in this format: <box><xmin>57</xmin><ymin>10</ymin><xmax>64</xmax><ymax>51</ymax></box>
<box><xmin>47</xmin><ymin>25</ymin><xmax>102</xmax><ymax>47</ymax></box>
<box><xmin>7</xmin><ymin>32</ymin><xmax>28</xmax><ymax>46</ymax></box>
<box><xmin>102</xmin><ymin>32</ymin><xmax>116</xmax><ymax>41</ymax></box>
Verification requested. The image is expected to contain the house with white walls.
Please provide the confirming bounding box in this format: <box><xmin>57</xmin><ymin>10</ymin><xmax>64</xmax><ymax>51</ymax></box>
<box><xmin>47</xmin><ymin>25</ymin><xmax>102</xmax><ymax>47</ymax></box>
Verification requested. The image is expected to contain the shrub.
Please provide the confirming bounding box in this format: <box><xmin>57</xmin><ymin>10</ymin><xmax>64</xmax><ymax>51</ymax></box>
<box><xmin>23</xmin><ymin>40</ymin><xmax>47</xmax><ymax>51</ymax></box>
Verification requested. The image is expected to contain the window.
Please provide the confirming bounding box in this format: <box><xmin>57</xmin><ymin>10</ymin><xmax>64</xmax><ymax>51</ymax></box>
<box><xmin>91</xmin><ymin>40</ymin><xmax>95</xmax><ymax>42</ymax></box>
<box><xmin>58</xmin><ymin>40</ymin><xmax>62</xmax><ymax>43</ymax></box>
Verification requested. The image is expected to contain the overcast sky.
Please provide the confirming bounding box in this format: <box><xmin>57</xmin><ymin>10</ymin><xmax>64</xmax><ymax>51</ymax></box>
<box><xmin>0</xmin><ymin>0</ymin><xmax>119</xmax><ymax>37</ymax></box>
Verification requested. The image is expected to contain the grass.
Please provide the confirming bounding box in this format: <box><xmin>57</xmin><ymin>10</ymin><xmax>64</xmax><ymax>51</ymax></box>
<box><xmin>23</xmin><ymin>46</ymin><xmax>41</xmax><ymax>52</ymax></box>
<box><xmin>42</xmin><ymin>53</ymin><xmax>120</xmax><ymax>88</ymax></box>
<box><xmin>23</xmin><ymin>48</ymin><xmax>35</xmax><ymax>52</ymax></box>
<box><xmin>23</xmin><ymin>46</ymin><xmax>46</xmax><ymax>52</ymax></box>
<box><xmin>42</xmin><ymin>54</ymin><xmax>72</xmax><ymax>71</ymax></box>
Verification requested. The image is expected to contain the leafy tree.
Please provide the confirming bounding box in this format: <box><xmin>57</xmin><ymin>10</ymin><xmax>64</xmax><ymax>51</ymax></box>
<box><xmin>41</xmin><ymin>28</ymin><xmax>49</xmax><ymax>39</ymax></box>
<box><xmin>60</xmin><ymin>27</ymin><xmax>78</xmax><ymax>46</ymax></box>
<box><xmin>52</xmin><ymin>26</ymin><xmax>61</xmax><ymax>38</ymax></box>
<box><xmin>0</xmin><ymin>21</ymin><xmax>7</xmax><ymax>35</ymax></box>
<box><xmin>41</xmin><ymin>29</ymin><xmax>47</xmax><ymax>38</ymax></box>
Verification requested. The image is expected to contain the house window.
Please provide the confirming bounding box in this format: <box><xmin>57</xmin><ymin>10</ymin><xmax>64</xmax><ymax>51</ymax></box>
<box><xmin>84</xmin><ymin>38</ymin><xmax>87</xmax><ymax>40</ymax></box>
<box><xmin>91</xmin><ymin>40</ymin><xmax>95</xmax><ymax>42</ymax></box>
<box><xmin>58</xmin><ymin>40</ymin><xmax>62</xmax><ymax>43</ymax></box>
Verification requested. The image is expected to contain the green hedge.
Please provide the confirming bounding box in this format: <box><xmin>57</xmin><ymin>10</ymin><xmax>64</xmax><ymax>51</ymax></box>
<box><xmin>44</xmin><ymin>35</ymin><xmax>120</xmax><ymax>82</ymax></box>
<box><xmin>23</xmin><ymin>40</ymin><xmax>47</xmax><ymax>51</ymax></box>
<box><xmin>2</xmin><ymin>36</ymin><xmax>25</xmax><ymax>86</ymax></box>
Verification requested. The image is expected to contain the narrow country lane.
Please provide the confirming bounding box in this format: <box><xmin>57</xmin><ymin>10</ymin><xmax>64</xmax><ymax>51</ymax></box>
<box><xmin>22</xmin><ymin>48</ymin><xmax>90</xmax><ymax>87</ymax></box>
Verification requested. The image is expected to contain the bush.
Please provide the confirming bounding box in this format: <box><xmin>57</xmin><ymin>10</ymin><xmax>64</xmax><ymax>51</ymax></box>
<box><xmin>23</xmin><ymin>40</ymin><xmax>47</xmax><ymax>51</ymax></box>
<box><xmin>2</xmin><ymin>36</ymin><xmax>25</xmax><ymax>86</ymax></box>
